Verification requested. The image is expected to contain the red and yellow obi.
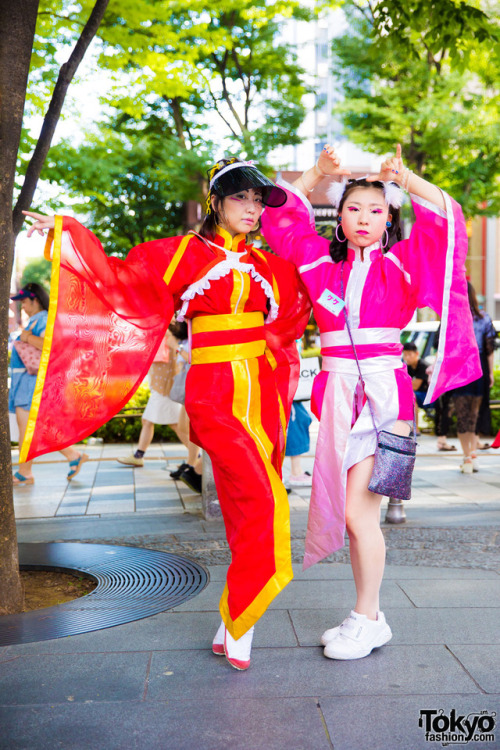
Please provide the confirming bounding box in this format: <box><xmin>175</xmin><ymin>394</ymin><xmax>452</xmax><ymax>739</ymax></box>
<box><xmin>191</xmin><ymin>311</ymin><xmax>266</xmax><ymax>364</ymax></box>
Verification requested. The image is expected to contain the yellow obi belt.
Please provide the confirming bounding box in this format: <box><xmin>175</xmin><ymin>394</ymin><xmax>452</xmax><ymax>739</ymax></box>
<box><xmin>191</xmin><ymin>311</ymin><xmax>266</xmax><ymax>364</ymax></box>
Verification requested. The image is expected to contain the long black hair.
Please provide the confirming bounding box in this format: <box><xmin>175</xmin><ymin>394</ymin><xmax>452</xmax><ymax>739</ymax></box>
<box><xmin>168</xmin><ymin>320</ymin><xmax>188</xmax><ymax>341</ymax></box>
<box><xmin>467</xmin><ymin>281</ymin><xmax>483</xmax><ymax>320</ymax></box>
<box><xmin>329</xmin><ymin>179</ymin><xmax>403</xmax><ymax>263</ymax></box>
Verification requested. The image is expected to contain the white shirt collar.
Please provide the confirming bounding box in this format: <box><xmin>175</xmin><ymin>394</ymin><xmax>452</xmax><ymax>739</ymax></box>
<box><xmin>347</xmin><ymin>240</ymin><xmax>381</xmax><ymax>263</ymax></box>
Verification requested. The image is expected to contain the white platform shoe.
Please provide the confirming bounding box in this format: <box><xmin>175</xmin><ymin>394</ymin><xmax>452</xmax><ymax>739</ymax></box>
<box><xmin>212</xmin><ymin>620</ymin><xmax>226</xmax><ymax>656</ymax></box>
<box><xmin>322</xmin><ymin>610</ymin><xmax>392</xmax><ymax>660</ymax></box>
<box><xmin>224</xmin><ymin>626</ymin><xmax>255</xmax><ymax>670</ymax></box>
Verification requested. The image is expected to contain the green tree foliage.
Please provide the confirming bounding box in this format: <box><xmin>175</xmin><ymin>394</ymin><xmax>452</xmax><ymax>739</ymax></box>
<box><xmin>33</xmin><ymin>0</ymin><xmax>311</xmax><ymax>252</ymax></box>
<box><xmin>374</xmin><ymin>0</ymin><xmax>497</xmax><ymax>65</ymax></box>
<box><xmin>330</xmin><ymin>2</ymin><xmax>500</xmax><ymax>217</ymax></box>
<box><xmin>88</xmin><ymin>385</ymin><xmax>178</xmax><ymax>442</ymax></box>
<box><xmin>320</xmin><ymin>0</ymin><xmax>498</xmax><ymax>68</ymax></box>
<box><xmin>20</xmin><ymin>257</ymin><xmax>52</xmax><ymax>289</ymax></box>
<box><xmin>44</xmin><ymin>112</ymin><xmax>214</xmax><ymax>256</ymax></box>
<box><xmin>95</xmin><ymin>0</ymin><xmax>310</xmax><ymax>159</ymax></box>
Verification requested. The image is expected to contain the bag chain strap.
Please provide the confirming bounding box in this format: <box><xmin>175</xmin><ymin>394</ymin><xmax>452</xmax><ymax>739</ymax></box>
<box><xmin>340</xmin><ymin>261</ymin><xmax>416</xmax><ymax>442</ymax></box>
<box><xmin>340</xmin><ymin>261</ymin><xmax>380</xmax><ymax>435</ymax></box>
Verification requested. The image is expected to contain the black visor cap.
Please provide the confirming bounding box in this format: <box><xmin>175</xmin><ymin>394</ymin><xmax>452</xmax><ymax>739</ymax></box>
<box><xmin>212</xmin><ymin>165</ymin><xmax>287</xmax><ymax>208</ymax></box>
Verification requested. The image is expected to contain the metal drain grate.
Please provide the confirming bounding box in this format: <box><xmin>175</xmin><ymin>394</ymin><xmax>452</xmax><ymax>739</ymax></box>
<box><xmin>0</xmin><ymin>543</ymin><xmax>208</xmax><ymax>646</ymax></box>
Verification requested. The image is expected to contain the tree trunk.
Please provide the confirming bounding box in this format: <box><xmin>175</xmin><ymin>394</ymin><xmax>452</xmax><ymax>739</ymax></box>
<box><xmin>1</xmin><ymin>0</ymin><xmax>109</xmax><ymax>614</ymax></box>
<box><xmin>12</xmin><ymin>0</ymin><xmax>110</xmax><ymax>234</ymax></box>
<box><xmin>0</xmin><ymin>0</ymin><xmax>40</xmax><ymax>615</ymax></box>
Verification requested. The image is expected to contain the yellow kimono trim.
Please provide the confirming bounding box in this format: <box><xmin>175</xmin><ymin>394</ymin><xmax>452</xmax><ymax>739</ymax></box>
<box><xmin>20</xmin><ymin>216</ymin><xmax>63</xmax><ymax>462</ymax></box>
<box><xmin>252</xmin><ymin>247</ymin><xmax>280</xmax><ymax>307</ymax></box>
<box><xmin>215</xmin><ymin>226</ymin><xmax>247</xmax><ymax>252</ymax></box>
<box><xmin>191</xmin><ymin>340</ymin><xmax>266</xmax><ymax>364</ymax></box>
<box><xmin>192</xmin><ymin>311</ymin><xmax>264</xmax><ymax>334</ymax></box>
<box><xmin>219</xmin><ymin>358</ymin><xmax>293</xmax><ymax>639</ymax></box>
<box><xmin>163</xmin><ymin>234</ymin><xmax>192</xmax><ymax>286</ymax></box>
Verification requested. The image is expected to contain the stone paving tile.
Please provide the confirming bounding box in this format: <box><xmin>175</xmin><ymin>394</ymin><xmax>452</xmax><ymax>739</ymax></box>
<box><xmin>448</xmin><ymin>645</ymin><xmax>500</xmax><ymax>693</ymax></box>
<box><xmin>54</xmin><ymin>503</ymin><xmax>89</xmax><ymax>516</ymax></box>
<box><xmin>147</xmin><ymin>645</ymin><xmax>479</xmax><ymax>701</ymax></box>
<box><xmin>135</xmin><ymin>499</ymin><xmax>183</xmax><ymax>511</ymax></box>
<box><xmin>171</xmin><ymin>579</ymin><xmax>225</xmax><ymax>612</ymax></box>
<box><xmin>14</xmin><ymin>503</ymin><xmax>61</xmax><ymax>520</ymax></box>
<box><xmin>397</xmin><ymin>578</ymin><xmax>500</xmax><ymax>608</ymax></box>
<box><xmin>87</xmin><ymin>501</ymin><xmax>135</xmax><ymax>515</ymax></box>
<box><xmin>0</xmin><ymin>648</ymin><xmax>14</xmax><ymax>662</ymax></box>
<box><xmin>265</xmin><ymin>579</ymin><xmax>414</xmax><ymax>610</ymax></box>
<box><xmin>290</xmin><ymin>607</ymin><xmax>500</xmax><ymax>647</ymax></box>
<box><xmin>0</xmin><ymin>698</ymin><xmax>331</xmax><ymax>750</ymax></box>
<box><xmin>0</xmin><ymin>652</ymin><xmax>150</xmax><ymax>705</ymax></box>
<box><xmin>320</xmin><ymin>695</ymin><xmax>499</xmax><ymax>750</ymax></box>
<box><xmin>135</xmin><ymin>485</ymin><xmax>179</xmax><ymax>495</ymax></box>
<box><xmin>292</xmin><ymin>562</ymin><xmax>499</xmax><ymax>580</ymax></box>
<box><xmin>89</xmin><ymin>484</ymin><xmax>135</xmax><ymax>496</ymax></box>
<box><xmin>3</xmin><ymin>609</ymin><xmax>297</xmax><ymax>656</ymax></box>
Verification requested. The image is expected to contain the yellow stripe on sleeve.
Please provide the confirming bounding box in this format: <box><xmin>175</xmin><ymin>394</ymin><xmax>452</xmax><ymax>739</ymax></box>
<box><xmin>219</xmin><ymin>357</ymin><xmax>293</xmax><ymax>639</ymax></box>
<box><xmin>20</xmin><ymin>216</ymin><xmax>63</xmax><ymax>462</ymax></box>
<box><xmin>163</xmin><ymin>234</ymin><xmax>192</xmax><ymax>286</ymax></box>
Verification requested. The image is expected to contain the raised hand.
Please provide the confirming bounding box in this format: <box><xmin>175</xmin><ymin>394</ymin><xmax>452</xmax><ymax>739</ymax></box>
<box><xmin>316</xmin><ymin>144</ymin><xmax>352</xmax><ymax>177</ymax></box>
<box><xmin>367</xmin><ymin>144</ymin><xmax>404</xmax><ymax>184</ymax></box>
<box><xmin>22</xmin><ymin>211</ymin><xmax>56</xmax><ymax>238</ymax></box>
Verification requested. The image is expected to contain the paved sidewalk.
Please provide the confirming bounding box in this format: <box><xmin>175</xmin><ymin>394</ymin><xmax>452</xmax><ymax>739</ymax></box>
<box><xmin>1</xmin><ymin>434</ymin><xmax>499</xmax><ymax>749</ymax></box>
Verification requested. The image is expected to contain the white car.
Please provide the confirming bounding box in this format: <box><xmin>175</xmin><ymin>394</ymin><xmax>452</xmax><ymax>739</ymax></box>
<box><xmin>401</xmin><ymin>319</ymin><xmax>500</xmax><ymax>365</ymax></box>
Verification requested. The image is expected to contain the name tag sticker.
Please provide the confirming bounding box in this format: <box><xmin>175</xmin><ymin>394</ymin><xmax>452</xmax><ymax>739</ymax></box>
<box><xmin>317</xmin><ymin>289</ymin><xmax>345</xmax><ymax>316</ymax></box>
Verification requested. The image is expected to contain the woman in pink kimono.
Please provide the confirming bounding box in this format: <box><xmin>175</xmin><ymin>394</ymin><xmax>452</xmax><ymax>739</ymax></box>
<box><xmin>261</xmin><ymin>144</ymin><xmax>481</xmax><ymax>660</ymax></box>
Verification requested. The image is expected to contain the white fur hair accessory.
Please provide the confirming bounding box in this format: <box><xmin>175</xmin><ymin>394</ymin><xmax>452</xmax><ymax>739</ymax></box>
<box><xmin>327</xmin><ymin>177</ymin><xmax>405</xmax><ymax>210</ymax></box>
<box><xmin>383</xmin><ymin>181</ymin><xmax>405</xmax><ymax>209</ymax></box>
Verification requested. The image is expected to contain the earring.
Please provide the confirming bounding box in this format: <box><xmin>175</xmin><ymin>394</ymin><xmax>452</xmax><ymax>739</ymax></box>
<box><xmin>386</xmin><ymin>221</ymin><xmax>392</xmax><ymax>227</ymax></box>
<box><xmin>335</xmin><ymin>223</ymin><xmax>346</xmax><ymax>243</ymax></box>
<box><xmin>381</xmin><ymin>228</ymin><xmax>389</xmax><ymax>249</ymax></box>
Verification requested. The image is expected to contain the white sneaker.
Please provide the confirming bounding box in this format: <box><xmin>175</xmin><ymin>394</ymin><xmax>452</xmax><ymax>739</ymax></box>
<box><xmin>323</xmin><ymin>611</ymin><xmax>392</xmax><ymax>660</ymax></box>
<box><xmin>117</xmin><ymin>453</ymin><xmax>144</xmax><ymax>467</ymax></box>
<box><xmin>224</xmin><ymin>626</ymin><xmax>255</xmax><ymax>670</ymax></box>
<box><xmin>320</xmin><ymin>612</ymin><xmax>354</xmax><ymax>646</ymax></box>
<box><xmin>289</xmin><ymin>471</ymin><xmax>312</xmax><ymax>487</ymax></box>
<box><xmin>212</xmin><ymin>620</ymin><xmax>225</xmax><ymax>656</ymax></box>
<box><xmin>460</xmin><ymin>459</ymin><xmax>473</xmax><ymax>474</ymax></box>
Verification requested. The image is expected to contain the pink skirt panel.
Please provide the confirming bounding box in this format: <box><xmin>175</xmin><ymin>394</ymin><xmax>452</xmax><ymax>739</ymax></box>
<box><xmin>304</xmin><ymin>363</ymin><xmax>414</xmax><ymax>569</ymax></box>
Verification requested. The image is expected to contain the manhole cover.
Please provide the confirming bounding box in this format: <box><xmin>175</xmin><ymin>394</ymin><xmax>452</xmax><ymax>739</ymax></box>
<box><xmin>0</xmin><ymin>542</ymin><xmax>208</xmax><ymax>646</ymax></box>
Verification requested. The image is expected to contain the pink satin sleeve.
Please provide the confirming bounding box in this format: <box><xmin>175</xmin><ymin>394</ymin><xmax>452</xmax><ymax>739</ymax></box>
<box><xmin>397</xmin><ymin>195</ymin><xmax>481</xmax><ymax>402</ymax></box>
<box><xmin>261</xmin><ymin>184</ymin><xmax>330</xmax><ymax>268</ymax></box>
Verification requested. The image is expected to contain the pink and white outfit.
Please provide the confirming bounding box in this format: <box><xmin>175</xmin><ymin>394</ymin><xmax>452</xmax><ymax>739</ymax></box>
<box><xmin>262</xmin><ymin>183</ymin><xmax>481</xmax><ymax>569</ymax></box>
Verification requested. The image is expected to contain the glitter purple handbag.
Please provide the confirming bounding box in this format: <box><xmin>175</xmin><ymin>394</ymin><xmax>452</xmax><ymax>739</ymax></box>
<box><xmin>367</xmin><ymin>428</ymin><xmax>416</xmax><ymax>500</ymax></box>
<box><xmin>340</xmin><ymin>263</ymin><xmax>416</xmax><ymax>500</ymax></box>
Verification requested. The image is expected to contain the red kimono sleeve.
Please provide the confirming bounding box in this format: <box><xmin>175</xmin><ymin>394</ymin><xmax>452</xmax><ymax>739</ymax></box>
<box><xmin>21</xmin><ymin>216</ymin><xmax>185</xmax><ymax>461</ymax></box>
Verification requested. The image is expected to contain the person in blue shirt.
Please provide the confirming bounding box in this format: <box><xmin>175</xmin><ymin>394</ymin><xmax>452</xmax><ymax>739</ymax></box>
<box><xmin>10</xmin><ymin>283</ymin><xmax>88</xmax><ymax>485</ymax></box>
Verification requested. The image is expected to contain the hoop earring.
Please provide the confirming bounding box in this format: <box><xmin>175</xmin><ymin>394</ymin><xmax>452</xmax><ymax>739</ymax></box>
<box><xmin>381</xmin><ymin>228</ymin><xmax>389</xmax><ymax>249</ymax></box>
<box><xmin>335</xmin><ymin>223</ymin><xmax>346</xmax><ymax>243</ymax></box>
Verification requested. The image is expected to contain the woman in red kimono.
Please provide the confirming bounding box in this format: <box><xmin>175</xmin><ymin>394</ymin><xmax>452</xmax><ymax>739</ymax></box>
<box><xmin>22</xmin><ymin>158</ymin><xmax>311</xmax><ymax>670</ymax></box>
